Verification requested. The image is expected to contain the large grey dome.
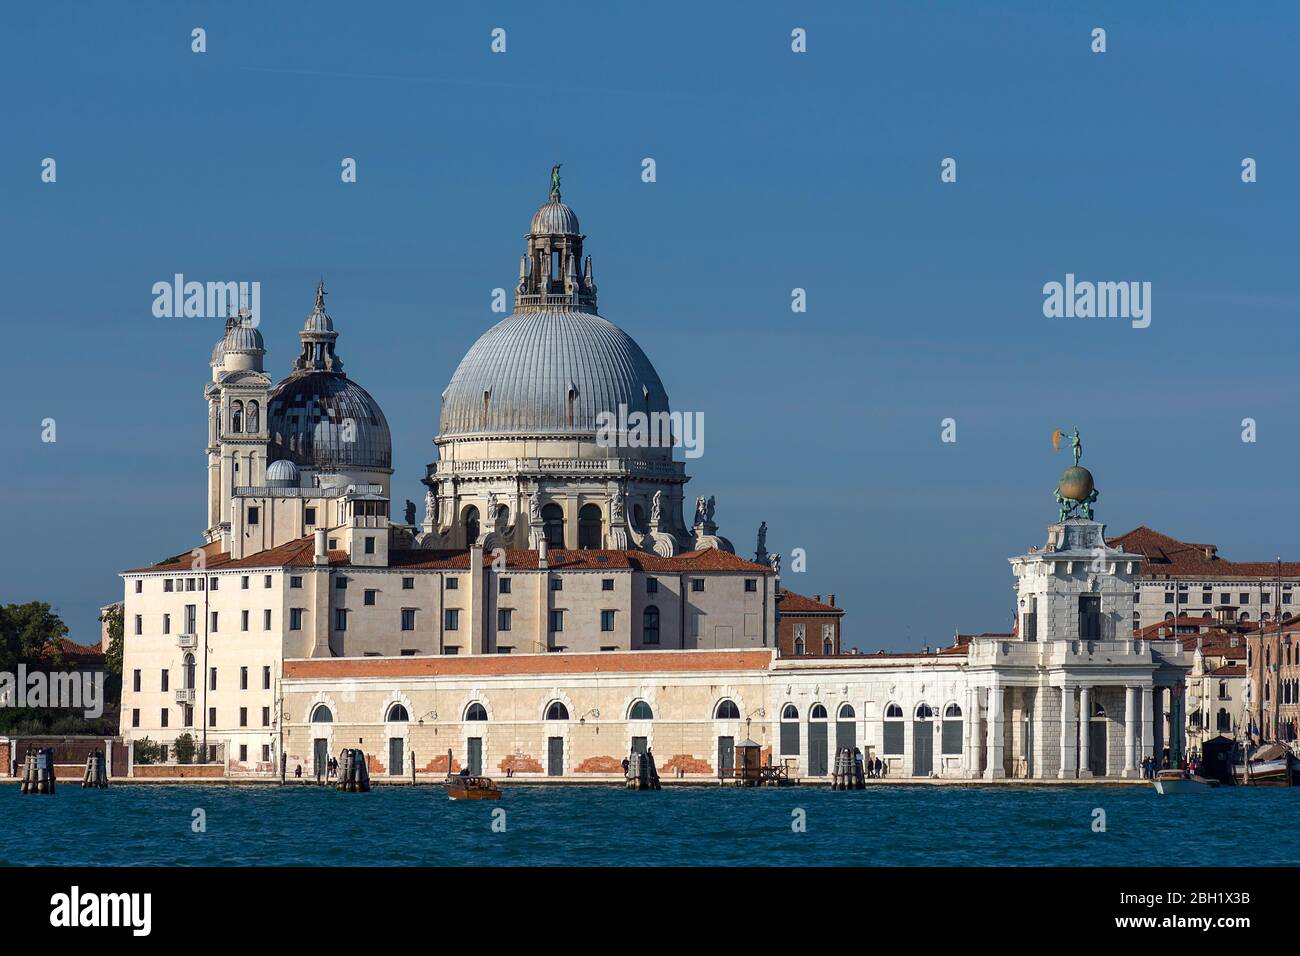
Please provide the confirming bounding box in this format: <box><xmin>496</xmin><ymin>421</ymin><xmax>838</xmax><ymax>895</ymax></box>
<box><xmin>267</xmin><ymin>371</ymin><xmax>392</xmax><ymax>470</ymax></box>
<box><xmin>438</xmin><ymin>310</ymin><xmax>669</xmax><ymax>438</ymax></box>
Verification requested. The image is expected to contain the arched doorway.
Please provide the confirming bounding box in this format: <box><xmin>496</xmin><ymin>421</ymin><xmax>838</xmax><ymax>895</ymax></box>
<box><xmin>913</xmin><ymin>703</ymin><xmax>935</xmax><ymax>776</ymax></box>
<box><xmin>836</xmin><ymin>703</ymin><xmax>856</xmax><ymax>753</ymax></box>
<box><xmin>808</xmin><ymin>704</ymin><xmax>829</xmax><ymax>776</ymax></box>
<box><xmin>1087</xmin><ymin>700</ymin><xmax>1107</xmax><ymax>776</ymax></box>
<box><xmin>463</xmin><ymin>506</ymin><xmax>480</xmax><ymax>545</ymax></box>
<box><xmin>578</xmin><ymin>504</ymin><xmax>602</xmax><ymax>549</ymax></box>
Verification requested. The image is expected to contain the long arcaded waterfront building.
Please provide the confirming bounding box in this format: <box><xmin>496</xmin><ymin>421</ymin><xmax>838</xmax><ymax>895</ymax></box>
<box><xmin>117</xmin><ymin>174</ymin><xmax>1189</xmax><ymax>782</ymax></box>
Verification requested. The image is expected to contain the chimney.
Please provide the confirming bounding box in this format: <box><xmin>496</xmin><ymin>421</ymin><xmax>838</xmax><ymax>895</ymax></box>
<box><xmin>815</xmin><ymin>594</ymin><xmax>821</xmax><ymax>604</ymax></box>
<box><xmin>538</xmin><ymin>538</ymin><xmax>549</xmax><ymax>570</ymax></box>
<box><xmin>829</xmin><ymin>593</ymin><xmax>836</xmax><ymax>607</ymax></box>
<box><xmin>313</xmin><ymin>529</ymin><xmax>328</xmax><ymax>566</ymax></box>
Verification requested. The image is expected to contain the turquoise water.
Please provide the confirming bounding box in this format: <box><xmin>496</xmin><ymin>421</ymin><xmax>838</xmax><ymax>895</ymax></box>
<box><xmin>2</xmin><ymin>784</ymin><xmax>1295</xmax><ymax>866</ymax></box>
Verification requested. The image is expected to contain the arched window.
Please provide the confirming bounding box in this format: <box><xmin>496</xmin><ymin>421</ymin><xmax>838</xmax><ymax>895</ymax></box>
<box><xmin>311</xmin><ymin>704</ymin><xmax>333</xmax><ymax>723</ymax></box>
<box><xmin>915</xmin><ymin>703</ymin><xmax>935</xmax><ymax>719</ymax></box>
<box><xmin>822</xmin><ymin>637</ymin><xmax>834</xmax><ymax>655</ymax></box>
<box><xmin>183</xmin><ymin>653</ymin><xmax>196</xmax><ymax>690</ymax></box>
<box><xmin>566</xmin><ymin>386</ymin><xmax>578</xmax><ymax>427</ymax></box>
<box><xmin>465</xmin><ymin>703</ymin><xmax>488</xmax><ymax>721</ymax></box>
<box><xmin>463</xmin><ymin>506</ymin><xmax>480</xmax><ymax>545</ymax></box>
<box><xmin>578</xmin><ymin>504</ymin><xmax>602</xmax><ymax>549</ymax></box>
<box><xmin>542</xmin><ymin>503</ymin><xmax>564</xmax><ymax>548</ymax></box>
<box><xmin>810</xmin><ymin>704</ymin><xmax>828</xmax><ymax>720</ymax></box>
<box><xmin>545</xmin><ymin>701</ymin><xmax>569</xmax><ymax>721</ymax></box>
<box><xmin>781</xmin><ymin>704</ymin><xmax>799</xmax><ymax>720</ymax></box>
<box><xmin>230</xmin><ymin>400</ymin><xmax>243</xmax><ymax>432</ymax></box>
<box><xmin>1217</xmin><ymin>708</ymin><xmax>1231</xmax><ymax>732</ymax></box>
<box><xmin>1218</xmin><ymin>680</ymin><xmax>1227</xmax><ymax>700</ymax></box>
<box><xmin>715</xmin><ymin>699</ymin><xmax>740</xmax><ymax>720</ymax></box>
<box><xmin>838</xmin><ymin>704</ymin><xmax>855</xmax><ymax>720</ymax></box>
<box><xmin>780</xmin><ymin>704</ymin><xmax>799</xmax><ymax>755</ymax></box>
<box><xmin>883</xmin><ymin>702</ymin><xmax>904</xmax><ymax>755</ymax></box>
<box><xmin>642</xmin><ymin>606</ymin><xmax>660</xmax><ymax>645</ymax></box>
<box><xmin>793</xmin><ymin>636</ymin><xmax>805</xmax><ymax>655</ymax></box>
<box><xmin>386</xmin><ymin>703</ymin><xmax>409</xmax><ymax>722</ymax></box>
<box><xmin>246</xmin><ymin>400</ymin><xmax>259</xmax><ymax>433</ymax></box>
<box><xmin>1092</xmin><ymin>700</ymin><xmax>1106</xmax><ymax>718</ymax></box>
<box><xmin>629</xmin><ymin>700</ymin><xmax>654</xmax><ymax>720</ymax></box>
<box><xmin>942</xmin><ymin>703</ymin><xmax>963</xmax><ymax>754</ymax></box>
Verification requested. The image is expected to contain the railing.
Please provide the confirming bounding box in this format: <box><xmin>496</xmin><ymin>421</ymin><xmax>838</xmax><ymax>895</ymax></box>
<box><xmin>177</xmin><ymin>633</ymin><xmax>197</xmax><ymax>650</ymax></box>
<box><xmin>174</xmin><ymin>688</ymin><xmax>196</xmax><ymax>705</ymax></box>
<box><xmin>435</xmin><ymin>457</ymin><xmax>684</xmax><ymax>477</ymax></box>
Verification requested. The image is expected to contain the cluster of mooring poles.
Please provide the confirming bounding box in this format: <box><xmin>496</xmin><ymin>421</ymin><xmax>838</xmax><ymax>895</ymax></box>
<box><xmin>82</xmin><ymin>750</ymin><xmax>109</xmax><ymax>788</ymax></box>
<box><xmin>832</xmin><ymin>748</ymin><xmax>866</xmax><ymax>790</ymax></box>
<box><xmin>625</xmin><ymin>749</ymin><xmax>661</xmax><ymax>790</ymax></box>
<box><xmin>336</xmin><ymin>748</ymin><xmax>371</xmax><ymax>792</ymax></box>
<box><xmin>19</xmin><ymin>747</ymin><xmax>57</xmax><ymax>794</ymax></box>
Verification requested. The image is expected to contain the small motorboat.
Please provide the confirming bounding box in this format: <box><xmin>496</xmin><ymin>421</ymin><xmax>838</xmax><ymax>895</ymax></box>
<box><xmin>1231</xmin><ymin>742</ymin><xmax>1298</xmax><ymax>787</ymax></box>
<box><xmin>445</xmin><ymin>774</ymin><xmax>501</xmax><ymax>800</ymax></box>
<box><xmin>1152</xmin><ymin>769</ymin><xmax>1216</xmax><ymax>794</ymax></box>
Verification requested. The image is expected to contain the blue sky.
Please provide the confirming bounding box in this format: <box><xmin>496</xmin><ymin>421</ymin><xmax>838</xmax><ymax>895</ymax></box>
<box><xmin>1</xmin><ymin>1</ymin><xmax>1297</xmax><ymax>649</ymax></box>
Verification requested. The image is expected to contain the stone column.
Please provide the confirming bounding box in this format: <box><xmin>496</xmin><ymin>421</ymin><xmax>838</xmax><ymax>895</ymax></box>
<box><xmin>1152</xmin><ymin>685</ymin><xmax>1165</xmax><ymax>766</ymax></box>
<box><xmin>1140</xmin><ymin>685</ymin><xmax>1154</xmax><ymax>772</ymax></box>
<box><xmin>962</xmin><ymin>684</ymin><xmax>974</xmax><ymax>776</ymax></box>
<box><xmin>1058</xmin><ymin>684</ymin><xmax>1075</xmax><ymax>779</ymax></box>
<box><xmin>1078</xmin><ymin>685</ymin><xmax>1092</xmax><ymax>777</ymax></box>
<box><xmin>1123</xmin><ymin>685</ymin><xmax>1138</xmax><ymax>778</ymax></box>
<box><xmin>984</xmin><ymin>682</ymin><xmax>1005</xmax><ymax>780</ymax></box>
<box><xmin>969</xmin><ymin>684</ymin><xmax>984</xmax><ymax>779</ymax></box>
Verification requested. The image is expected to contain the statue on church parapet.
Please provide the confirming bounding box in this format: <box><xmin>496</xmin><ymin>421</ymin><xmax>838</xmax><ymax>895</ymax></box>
<box><xmin>650</xmin><ymin>490</ymin><xmax>663</xmax><ymax>529</ymax></box>
<box><xmin>755</xmin><ymin>521</ymin><xmax>769</xmax><ymax>564</ymax></box>
<box><xmin>769</xmin><ymin>553</ymin><xmax>781</xmax><ymax>576</ymax></box>
<box><xmin>404</xmin><ymin>499</ymin><xmax>416</xmax><ymax>526</ymax></box>
<box><xmin>528</xmin><ymin>491</ymin><xmax>542</xmax><ymax>524</ymax></box>
<box><xmin>694</xmin><ymin>496</ymin><xmax>708</xmax><ymax>527</ymax></box>
<box><xmin>609</xmin><ymin>485</ymin><xmax>626</xmax><ymax>524</ymax></box>
<box><xmin>1052</xmin><ymin>428</ymin><xmax>1098</xmax><ymax>521</ymax></box>
<box><xmin>705</xmin><ymin>495</ymin><xmax>716</xmax><ymax>523</ymax></box>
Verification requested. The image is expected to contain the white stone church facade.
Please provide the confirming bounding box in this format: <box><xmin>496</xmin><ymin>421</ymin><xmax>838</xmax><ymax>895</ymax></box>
<box><xmin>116</xmin><ymin>174</ymin><xmax>1189</xmax><ymax>780</ymax></box>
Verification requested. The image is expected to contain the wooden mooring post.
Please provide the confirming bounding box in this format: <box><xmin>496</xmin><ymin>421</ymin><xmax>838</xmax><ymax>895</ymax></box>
<box><xmin>336</xmin><ymin>748</ymin><xmax>371</xmax><ymax>792</ymax></box>
<box><xmin>19</xmin><ymin>747</ymin><xmax>56</xmax><ymax>795</ymax></box>
<box><xmin>81</xmin><ymin>750</ymin><xmax>109</xmax><ymax>789</ymax></box>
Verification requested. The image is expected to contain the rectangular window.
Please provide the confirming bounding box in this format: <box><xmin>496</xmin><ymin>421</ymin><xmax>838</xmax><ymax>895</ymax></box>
<box><xmin>160</xmin><ymin>709</ymin><xmax>169</xmax><ymax>728</ymax></box>
<box><xmin>401</xmin><ymin>649</ymin><xmax>418</xmax><ymax>656</ymax></box>
<box><xmin>290</xmin><ymin>576</ymin><xmax>302</xmax><ymax>589</ymax></box>
<box><xmin>497</xmin><ymin>647</ymin><xmax>513</xmax><ymax>655</ymax></box>
<box><xmin>262</xmin><ymin>745</ymin><xmax>270</xmax><ymax>763</ymax></box>
<box><xmin>744</xmin><ymin>579</ymin><xmax>757</xmax><ymax>592</ymax></box>
<box><xmin>443</xmin><ymin>646</ymin><xmax>460</xmax><ymax>655</ymax></box>
<box><xmin>550</xmin><ymin>577</ymin><xmax>562</xmax><ymax>592</ymax></box>
<box><xmin>305</xmin><ymin>507</ymin><xmax>317</xmax><ymax>525</ymax></box>
<box><xmin>1220</xmin><ymin>593</ymin><xmax>1231</xmax><ymax>605</ymax></box>
<box><xmin>1240</xmin><ymin>592</ymin><xmax>1250</xmax><ymax>605</ymax></box>
<box><xmin>209</xmin><ymin>611</ymin><xmax>218</xmax><ymax>632</ymax></box>
<box><xmin>164</xmin><ymin>579</ymin><xmax>174</xmax><ymax>593</ymax></box>
<box><xmin>239</xmin><ymin>707</ymin><xmax>248</xmax><ymax>728</ymax></box>
<box><xmin>185</xmin><ymin>578</ymin><xmax>195</xmax><ymax>591</ymax></box>
<box><xmin>131</xmin><ymin>708</ymin><xmax>139</xmax><ymax>728</ymax></box>
<box><xmin>184</xmin><ymin>604</ymin><xmax>196</xmax><ymax>632</ymax></box>
<box><xmin>160</xmin><ymin>670</ymin><xmax>169</xmax><ymax>692</ymax></box>
<box><xmin>162</xmin><ymin>613</ymin><xmax>170</xmax><ymax>635</ymax></box>
<box><xmin>264</xmin><ymin>574</ymin><xmax>272</xmax><ymax>589</ymax></box>
<box><xmin>132</xmin><ymin>669</ymin><xmax>141</xmax><ymax>693</ymax></box>
<box><xmin>1079</xmin><ymin>595</ymin><xmax>1101</xmax><ymax>640</ymax></box>
<box><xmin>134</xmin><ymin>615</ymin><xmax>142</xmax><ymax>635</ymax></box>
<box><xmin>263</xmin><ymin>609</ymin><xmax>272</xmax><ymax>630</ymax></box>
<box><xmin>262</xmin><ymin>666</ymin><xmax>271</xmax><ymax>690</ymax></box>
<box><xmin>1263</xmin><ymin>592</ymin><xmax>1272</xmax><ymax>604</ymax></box>
<box><xmin>499</xmin><ymin>578</ymin><xmax>512</xmax><ymax>594</ymax></box>
<box><xmin>646</xmin><ymin>578</ymin><xmax>658</xmax><ymax>594</ymax></box>
<box><xmin>335</xmin><ymin>577</ymin><xmax>347</xmax><ymax>590</ymax></box>
<box><xmin>1024</xmin><ymin>596</ymin><xmax>1038</xmax><ymax>642</ymax></box>
<box><xmin>209</xmin><ymin>577</ymin><xmax>219</xmax><ymax>591</ymax></box>
<box><xmin>444</xmin><ymin>608</ymin><xmax>459</xmax><ymax>630</ymax></box>
<box><xmin>403</xmin><ymin>577</ymin><xmax>415</xmax><ymax>590</ymax></box>
<box><xmin>401</xmin><ymin>609</ymin><xmax>416</xmax><ymax>631</ymax></box>
<box><xmin>602</xmin><ymin>579</ymin><xmax>614</xmax><ymax>591</ymax></box>
<box><xmin>691</xmin><ymin>579</ymin><xmax>705</xmax><ymax>593</ymax></box>
<box><xmin>134</xmin><ymin>580</ymin><xmax>142</xmax><ymax>593</ymax></box>
<box><xmin>601</xmin><ymin>609</ymin><xmax>615</xmax><ymax>632</ymax></box>
<box><xmin>289</xmin><ymin>608</ymin><xmax>303</xmax><ymax>631</ymax></box>
<box><xmin>208</xmin><ymin>707</ymin><xmax>216</xmax><ymax>728</ymax></box>
<box><xmin>241</xmin><ymin>575</ymin><xmax>249</xmax><ymax>590</ymax></box>
<box><xmin>883</xmin><ymin>721</ymin><xmax>904</xmax><ymax>755</ymax></box>
<box><xmin>209</xmin><ymin>667</ymin><xmax>217</xmax><ymax>691</ymax></box>
<box><xmin>239</xmin><ymin>666</ymin><xmax>248</xmax><ymax>690</ymax></box>
<box><xmin>364</xmin><ymin>589</ymin><xmax>377</xmax><ymax>606</ymax></box>
<box><xmin>364</xmin><ymin>536</ymin><xmax>375</xmax><ymax>555</ymax></box>
<box><xmin>248</xmin><ymin>506</ymin><xmax>259</xmax><ymax>525</ymax></box>
<box><xmin>497</xmin><ymin>608</ymin><xmax>512</xmax><ymax>631</ymax></box>
<box><xmin>241</xmin><ymin>609</ymin><xmax>249</xmax><ymax>631</ymax></box>
<box><xmin>549</xmin><ymin>608</ymin><xmax>565</xmax><ymax>632</ymax></box>
<box><xmin>262</xmin><ymin>706</ymin><xmax>270</xmax><ymax>726</ymax></box>
<box><xmin>335</xmin><ymin>608</ymin><xmax>348</xmax><ymax>631</ymax></box>
<box><xmin>446</xmin><ymin>578</ymin><xmax>459</xmax><ymax>590</ymax></box>
<box><xmin>183</xmin><ymin>706</ymin><xmax>192</xmax><ymax>728</ymax></box>
<box><xmin>1164</xmin><ymin>592</ymin><xmax>1174</xmax><ymax>605</ymax></box>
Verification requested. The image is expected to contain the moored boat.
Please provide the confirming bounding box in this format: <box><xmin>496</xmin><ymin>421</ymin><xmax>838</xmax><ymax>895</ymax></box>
<box><xmin>445</xmin><ymin>774</ymin><xmax>502</xmax><ymax>800</ymax></box>
<box><xmin>1231</xmin><ymin>742</ymin><xmax>1298</xmax><ymax>787</ymax></box>
<box><xmin>1152</xmin><ymin>769</ymin><xmax>1216</xmax><ymax>794</ymax></box>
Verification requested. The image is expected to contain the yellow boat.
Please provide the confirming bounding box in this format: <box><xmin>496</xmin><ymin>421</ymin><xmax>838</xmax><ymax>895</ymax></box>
<box><xmin>445</xmin><ymin>774</ymin><xmax>501</xmax><ymax>800</ymax></box>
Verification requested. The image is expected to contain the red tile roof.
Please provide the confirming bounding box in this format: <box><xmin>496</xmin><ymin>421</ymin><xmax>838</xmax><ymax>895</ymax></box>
<box><xmin>1208</xmin><ymin>664</ymin><xmax>1246</xmax><ymax>677</ymax></box>
<box><xmin>1111</xmin><ymin>526</ymin><xmax>1300</xmax><ymax>579</ymax></box>
<box><xmin>127</xmin><ymin>539</ymin><xmax>774</xmax><ymax>575</ymax></box>
<box><xmin>776</xmin><ymin>591</ymin><xmax>843</xmax><ymax>614</ymax></box>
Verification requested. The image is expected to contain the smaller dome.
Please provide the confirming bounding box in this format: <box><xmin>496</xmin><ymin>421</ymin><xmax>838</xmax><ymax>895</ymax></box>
<box><xmin>223</xmin><ymin>321</ymin><xmax>264</xmax><ymax>354</ymax></box>
<box><xmin>1058</xmin><ymin>465</ymin><xmax>1095</xmax><ymax>502</ymax></box>
<box><xmin>530</xmin><ymin>200</ymin><xmax>580</xmax><ymax>236</ymax></box>
<box><xmin>210</xmin><ymin>336</ymin><xmax>226</xmax><ymax>366</ymax></box>
<box><xmin>265</xmin><ymin>459</ymin><xmax>300</xmax><ymax>487</ymax></box>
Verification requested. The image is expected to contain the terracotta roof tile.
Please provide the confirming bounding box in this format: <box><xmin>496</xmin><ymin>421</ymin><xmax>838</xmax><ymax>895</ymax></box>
<box><xmin>776</xmin><ymin>591</ymin><xmax>843</xmax><ymax>614</ymax></box>
<box><xmin>1112</xmin><ymin>526</ymin><xmax>1300</xmax><ymax>579</ymax></box>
